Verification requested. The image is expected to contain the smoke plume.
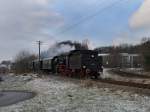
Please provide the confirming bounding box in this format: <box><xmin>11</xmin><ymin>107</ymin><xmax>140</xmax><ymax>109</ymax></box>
<box><xmin>57</xmin><ymin>40</ymin><xmax>89</xmax><ymax>50</ymax></box>
<box><xmin>41</xmin><ymin>40</ymin><xmax>89</xmax><ymax>58</ymax></box>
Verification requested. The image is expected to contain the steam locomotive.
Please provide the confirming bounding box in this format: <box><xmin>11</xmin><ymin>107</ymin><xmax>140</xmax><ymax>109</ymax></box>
<box><xmin>32</xmin><ymin>50</ymin><xmax>103</xmax><ymax>78</ymax></box>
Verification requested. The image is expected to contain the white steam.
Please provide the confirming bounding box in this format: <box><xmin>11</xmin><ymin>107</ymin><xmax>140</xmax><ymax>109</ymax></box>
<box><xmin>41</xmin><ymin>44</ymin><xmax>75</xmax><ymax>58</ymax></box>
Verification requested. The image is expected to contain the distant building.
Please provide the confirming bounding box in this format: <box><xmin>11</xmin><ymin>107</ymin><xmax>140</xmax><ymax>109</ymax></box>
<box><xmin>0</xmin><ymin>64</ymin><xmax>9</xmax><ymax>74</ymax></box>
<box><xmin>99</xmin><ymin>53</ymin><xmax>142</xmax><ymax>68</ymax></box>
<box><xmin>98</xmin><ymin>53</ymin><xmax>111</xmax><ymax>67</ymax></box>
<box><xmin>119</xmin><ymin>53</ymin><xmax>142</xmax><ymax>68</ymax></box>
<box><xmin>0</xmin><ymin>60</ymin><xmax>12</xmax><ymax>74</ymax></box>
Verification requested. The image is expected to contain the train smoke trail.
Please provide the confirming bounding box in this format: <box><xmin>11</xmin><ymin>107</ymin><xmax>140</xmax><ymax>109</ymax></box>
<box><xmin>41</xmin><ymin>40</ymin><xmax>89</xmax><ymax>58</ymax></box>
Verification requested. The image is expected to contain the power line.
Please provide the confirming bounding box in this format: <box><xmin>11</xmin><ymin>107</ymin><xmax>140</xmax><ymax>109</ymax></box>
<box><xmin>56</xmin><ymin>0</ymin><xmax>127</xmax><ymax>36</ymax></box>
<box><xmin>33</xmin><ymin>0</ymin><xmax>129</xmax><ymax>55</ymax></box>
<box><xmin>68</xmin><ymin>0</ymin><xmax>107</xmax><ymax>22</ymax></box>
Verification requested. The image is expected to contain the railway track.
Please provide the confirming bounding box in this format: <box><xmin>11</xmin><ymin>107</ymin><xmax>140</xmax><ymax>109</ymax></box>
<box><xmin>96</xmin><ymin>78</ymin><xmax>150</xmax><ymax>89</ymax></box>
<box><xmin>49</xmin><ymin>72</ymin><xmax>150</xmax><ymax>90</ymax></box>
<box><xmin>94</xmin><ymin>69</ymin><xmax>150</xmax><ymax>89</ymax></box>
<box><xmin>59</xmin><ymin>72</ymin><xmax>150</xmax><ymax>90</ymax></box>
<box><xmin>110</xmin><ymin>69</ymin><xmax>150</xmax><ymax>79</ymax></box>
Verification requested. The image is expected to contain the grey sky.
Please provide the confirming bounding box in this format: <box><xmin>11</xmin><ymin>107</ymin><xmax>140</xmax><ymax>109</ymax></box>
<box><xmin>0</xmin><ymin>0</ymin><xmax>150</xmax><ymax>62</ymax></box>
<box><xmin>0</xmin><ymin>0</ymin><xmax>63</xmax><ymax>61</ymax></box>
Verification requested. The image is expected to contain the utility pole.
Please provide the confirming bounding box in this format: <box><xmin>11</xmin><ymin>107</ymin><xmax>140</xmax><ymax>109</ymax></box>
<box><xmin>36</xmin><ymin>41</ymin><xmax>43</xmax><ymax>73</ymax></box>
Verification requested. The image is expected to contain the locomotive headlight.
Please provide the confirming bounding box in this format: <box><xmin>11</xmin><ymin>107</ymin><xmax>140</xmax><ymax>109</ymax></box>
<box><xmin>83</xmin><ymin>66</ymin><xmax>86</xmax><ymax>69</ymax></box>
<box><xmin>91</xmin><ymin>55</ymin><xmax>95</xmax><ymax>58</ymax></box>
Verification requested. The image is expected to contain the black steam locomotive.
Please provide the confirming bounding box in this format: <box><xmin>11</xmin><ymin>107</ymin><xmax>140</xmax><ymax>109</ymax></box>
<box><xmin>32</xmin><ymin>50</ymin><xmax>103</xmax><ymax>78</ymax></box>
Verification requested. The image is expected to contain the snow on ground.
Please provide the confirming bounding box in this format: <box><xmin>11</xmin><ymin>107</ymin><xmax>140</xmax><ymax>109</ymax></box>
<box><xmin>0</xmin><ymin>74</ymin><xmax>150</xmax><ymax>112</ymax></box>
<box><xmin>120</xmin><ymin>68</ymin><xmax>149</xmax><ymax>75</ymax></box>
<box><xmin>101</xmin><ymin>69</ymin><xmax>150</xmax><ymax>84</ymax></box>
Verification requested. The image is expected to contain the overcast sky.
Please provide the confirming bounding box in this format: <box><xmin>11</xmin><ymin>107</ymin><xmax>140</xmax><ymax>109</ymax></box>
<box><xmin>0</xmin><ymin>0</ymin><xmax>149</xmax><ymax>61</ymax></box>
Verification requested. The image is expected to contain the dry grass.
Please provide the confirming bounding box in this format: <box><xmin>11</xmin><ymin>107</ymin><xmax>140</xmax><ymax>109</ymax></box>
<box><xmin>80</xmin><ymin>79</ymin><xmax>98</xmax><ymax>88</ymax></box>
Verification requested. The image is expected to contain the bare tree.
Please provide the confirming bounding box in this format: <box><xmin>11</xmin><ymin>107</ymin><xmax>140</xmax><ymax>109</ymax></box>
<box><xmin>13</xmin><ymin>50</ymin><xmax>37</xmax><ymax>74</ymax></box>
<box><xmin>140</xmin><ymin>37</ymin><xmax>150</xmax><ymax>71</ymax></box>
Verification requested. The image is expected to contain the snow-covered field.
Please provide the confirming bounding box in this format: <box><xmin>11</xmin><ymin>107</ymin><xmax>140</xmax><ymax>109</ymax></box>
<box><xmin>0</xmin><ymin>73</ymin><xmax>150</xmax><ymax>112</ymax></box>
